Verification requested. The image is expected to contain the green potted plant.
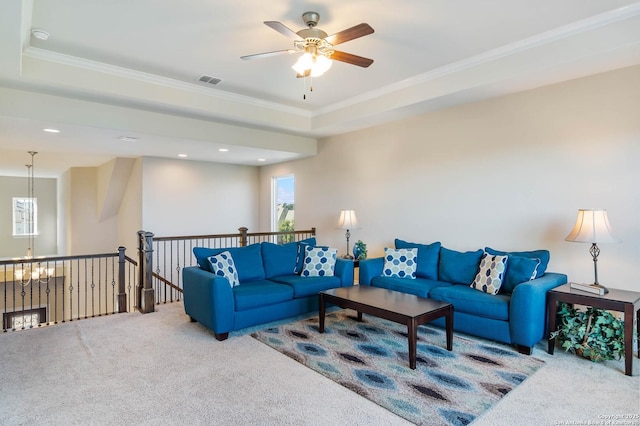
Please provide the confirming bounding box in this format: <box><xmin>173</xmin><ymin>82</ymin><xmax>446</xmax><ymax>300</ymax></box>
<box><xmin>550</xmin><ymin>302</ymin><xmax>625</xmax><ymax>362</ymax></box>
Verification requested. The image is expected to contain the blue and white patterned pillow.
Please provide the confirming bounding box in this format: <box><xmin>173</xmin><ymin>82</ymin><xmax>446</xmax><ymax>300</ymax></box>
<box><xmin>301</xmin><ymin>246</ymin><xmax>337</xmax><ymax>277</ymax></box>
<box><xmin>382</xmin><ymin>248</ymin><xmax>418</xmax><ymax>279</ymax></box>
<box><xmin>207</xmin><ymin>251</ymin><xmax>240</xmax><ymax>287</ymax></box>
<box><xmin>470</xmin><ymin>252</ymin><xmax>508</xmax><ymax>295</ymax></box>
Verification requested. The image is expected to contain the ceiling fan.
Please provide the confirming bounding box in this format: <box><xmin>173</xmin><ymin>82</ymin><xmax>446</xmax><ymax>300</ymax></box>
<box><xmin>241</xmin><ymin>11</ymin><xmax>374</xmax><ymax>78</ymax></box>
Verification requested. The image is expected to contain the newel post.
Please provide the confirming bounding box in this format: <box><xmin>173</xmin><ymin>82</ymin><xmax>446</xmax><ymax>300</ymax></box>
<box><xmin>239</xmin><ymin>227</ymin><xmax>248</xmax><ymax>247</ymax></box>
<box><xmin>117</xmin><ymin>246</ymin><xmax>127</xmax><ymax>313</ymax></box>
<box><xmin>137</xmin><ymin>230</ymin><xmax>155</xmax><ymax>313</ymax></box>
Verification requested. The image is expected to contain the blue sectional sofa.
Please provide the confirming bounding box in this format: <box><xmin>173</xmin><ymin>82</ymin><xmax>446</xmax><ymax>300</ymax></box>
<box><xmin>359</xmin><ymin>239</ymin><xmax>567</xmax><ymax>354</ymax></box>
<box><xmin>183</xmin><ymin>238</ymin><xmax>354</xmax><ymax>340</ymax></box>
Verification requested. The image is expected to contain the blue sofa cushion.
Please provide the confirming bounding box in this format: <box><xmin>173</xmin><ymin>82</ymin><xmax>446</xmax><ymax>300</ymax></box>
<box><xmin>371</xmin><ymin>276</ymin><xmax>451</xmax><ymax>298</ymax></box>
<box><xmin>293</xmin><ymin>238</ymin><xmax>319</xmax><ymax>273</ymax></box>
<box><xmin>193</xmin><ymin>243</ymin><xmax>265</xmax><ymax>282</ymax></box>
<box><xmin>302</xmin><ymin>246</ymin><xmax>337</xmax><ymax>277</ymax></box>
<box><xmin>233</xmin><ymin>280</ymin><xmax>294</xmax><ymax>311</ymax></box>
<box><xmin>270</xmin><ymin>274</ymin><xmax>342</xmax><ymax>298</ymax></box>
<box><xmin>485</xmin><ymin>247</ymin><xmax>550</xmax><ymax>278</ymax></box>
<box><xmin>429</xmin><ymin>285</ymin><xmax>510</xmax><ymax>321</ymax></box>
<box><xmin>470</xmin><ymin>253</ymin><xmax>508</xmax><ymax>295</ymax></box>
<box><xmin>500</xmin><ymin>255</ymin><xmax>540</xmax><ymax>294</ymax></box>
<box><xmin>207</xmin><ymin>251</ymin><xmax>240</xmax><ymax>287</ymax></box>
<box><xmin>261</xmin><ymin>241</ymin><xmax>299</xmax><ymax>278</ymax></box>
<box><xmin>438</xmin><ymin>247</ymin><xmax>483</xmax><ymax>285</ymax></box>
<box><xmin>395</xmin><ymin>239</ymin><xmax>441</xmax><ymax>280</ymax></box>
<box><xmin>382</xmin><ymin>247</ymin><xmax>417</xmax><ymax>279</ymax></box>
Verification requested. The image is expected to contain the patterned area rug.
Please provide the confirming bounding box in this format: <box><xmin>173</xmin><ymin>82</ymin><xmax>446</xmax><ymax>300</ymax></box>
<box><xmin>251</xmin><ymin>310</ymin><xmax>544</xmax><ymax>426</ymax></box>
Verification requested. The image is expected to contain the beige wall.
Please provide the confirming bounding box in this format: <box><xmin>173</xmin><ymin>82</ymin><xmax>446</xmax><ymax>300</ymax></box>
<box><xmin>0</xmin><ymin>176</ymin><xmax>57</xmax><ymax>257</ymax></box>
<box><xmin>260</xmin><ymin>65</ymin><xmax>640</xmax><ymax>291</ymax></box>
<box><xmin>141</xmin><ymin>157</ymin><xmax>260</xmax><ymax>237</ymax></box>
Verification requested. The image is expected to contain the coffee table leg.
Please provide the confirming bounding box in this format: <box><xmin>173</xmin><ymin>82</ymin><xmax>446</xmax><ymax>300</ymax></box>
<box><xmin>408</xmin><ymin>318</ymin><xmax>417</xmax><ymax>370</ymax></box>
<box><xmin>445</xmin><ymin>305</ymin><xmax>453</xmax><ymax>351</ymax></box>
<box><xmin>319</xmin><ymin>293</ymin><xmax>325</xmax><ymax>333</ymax></box>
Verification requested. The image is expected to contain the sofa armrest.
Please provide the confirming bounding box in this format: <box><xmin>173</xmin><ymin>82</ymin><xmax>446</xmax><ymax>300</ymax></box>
<box><xmin>509</xmin><ymin>272</ymin><xmax>568</xmax><ymax>347</ymax></box>
<box><xmin>358</xmin><ymin>257</ymin><xmax>384</xmax><ymax>286</ymax></box>
<box><xmin>183</xmin><ymin>266</ymin><xmax>235</xmax><ymax>334</ymax></box>
<box><xmin>335</xmin><ymin>258</ymin><xmax>355</xmax><ymax>287</ymax></box>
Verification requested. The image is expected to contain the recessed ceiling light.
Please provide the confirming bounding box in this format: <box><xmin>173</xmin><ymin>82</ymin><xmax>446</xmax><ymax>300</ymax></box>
<box><xmin>178</xmin><ymin>154</ymin><xmax>188</xmax><ymax>158</ymax></box>
<box><xmin>31</xmin><ymin>29</ymin><xmax>50</xmax><ymax>41</ymax></box>
<box><xmin>218</xmin><ymin>148</ymin><xmax>229</xmax><ymax>152</ymax></box>
<box><xmin>118</xmin><ymin>136</ymin><xmax>138</xmax><ymax>142</ymax></box>
<box><xmin>42</xmin><ymin>128</ymin><xmax>60</xmax><ymax>133</ymax></box>
<box><xmin>257</xmin><ymin>158</ymin><xmax>266</xmax><ymax>162</ymax></box>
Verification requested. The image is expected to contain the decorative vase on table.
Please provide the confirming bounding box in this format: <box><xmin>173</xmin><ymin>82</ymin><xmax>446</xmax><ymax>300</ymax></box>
<box><xmin>353</xmin><ymin>240</ymin><xmax>367</xmax><ymax>260</ymax></box>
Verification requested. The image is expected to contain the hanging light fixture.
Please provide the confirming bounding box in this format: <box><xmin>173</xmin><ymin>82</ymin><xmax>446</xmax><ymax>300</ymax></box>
<box><xmin>26</xmin><ymin>151</ymin><xmax>37</xmax><ymax>258</ymax></box>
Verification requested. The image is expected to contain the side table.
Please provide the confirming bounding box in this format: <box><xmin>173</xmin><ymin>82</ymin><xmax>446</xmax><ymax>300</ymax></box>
<box><xmin>547</xmin><ymin>283</ymin><xmax>640</xmax><ymax>376</ymax></box>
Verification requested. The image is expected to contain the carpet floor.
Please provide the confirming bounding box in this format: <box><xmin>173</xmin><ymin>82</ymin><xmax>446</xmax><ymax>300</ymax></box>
<box><xmin>252</xmin><ymin>311</ymin><xmax>544</xmax><ymax>425</ymax></box>
<box><xmin>0</xmin><ymin>301</ymin><xmax>637</xmax><ymax>425</ymax></box>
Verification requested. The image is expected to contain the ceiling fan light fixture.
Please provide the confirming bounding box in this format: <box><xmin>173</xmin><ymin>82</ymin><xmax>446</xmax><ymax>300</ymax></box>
<box><xmin>292</xmin><ymin>52</ymin><xmax>332</xmax><ymax>77</ymax></box>
<box><xmin>311</xmin><ymin>55</ymin><xmax>332</xmax><ymax>77</ymax></box>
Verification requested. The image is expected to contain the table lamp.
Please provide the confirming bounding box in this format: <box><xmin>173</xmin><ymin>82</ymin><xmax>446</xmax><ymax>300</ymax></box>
<box><xmin>565</xmin><ymin>209</ymin><xmax>619</xmax><ymax>294</ymax></box>
<box><xmin>337</xmin><ymin>210</ymin><xmax>360</xmax><ymax>259</ymax></box>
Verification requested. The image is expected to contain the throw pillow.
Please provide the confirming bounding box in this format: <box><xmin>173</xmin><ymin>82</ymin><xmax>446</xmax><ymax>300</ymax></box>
<box><xmin>485</xmin><ymin>247</ymin><xmax>550</xmax><ymax>278</ymax></box>
<box><xmin>207</xmin><ymin>251</ymin><xmax>240</xmax><ymax>288</ymax></box>
<box><xmin>394</xmin><ymin>239</ymin><xmax>441</xmax><ymax>280</ymax></box>
<box><xmin>301</xmin><ymin>246</ymin><xmax>337</xmax><ymax>277</ymax></box>
<box><xmin>382</xmin><ymin>248</ymin><xmax>418</xmax><ymax>279</ymax></box>
<box><xmin>470</xmin><ymin>252</ymin><xmax>508</xmax><ymax>295</ymax></box>
<box><xmin>438</xmin><ymin>247</ymin><xmax>484</xmax><ymax>285</ymax></box>
<box><xmin>193</xmin><ymin>243</ymin><xmax>265</xmax><ymax>282</ymax></box>
<box><xmin>293</xmin><ymin>238</ymin><xmax>319</xmax><ymax>274</ymax></box>
<box><xmin>261</xmin><ymin>241</ymin><xmax>298</xmax><ymax>278</ymax></box>
<box><xmin>501</xmin><ymin>255</ymin><xmax>541</xmax><ymax>293</ymax></box>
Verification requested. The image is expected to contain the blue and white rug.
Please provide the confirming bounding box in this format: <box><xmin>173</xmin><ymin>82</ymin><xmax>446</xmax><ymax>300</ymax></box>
<box><xmin>252</xmin><ymin>310</ymin><xmax>544</xmax><ymax>425</ymax></box>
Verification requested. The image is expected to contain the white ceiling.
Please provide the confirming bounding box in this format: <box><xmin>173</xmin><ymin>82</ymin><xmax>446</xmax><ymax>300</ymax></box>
<box><xmin>1</xmin><ymin>0</ymin><xmax>639</xmax><ymax>177</ymax></box>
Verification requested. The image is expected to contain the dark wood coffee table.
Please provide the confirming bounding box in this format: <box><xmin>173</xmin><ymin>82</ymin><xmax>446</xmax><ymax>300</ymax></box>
<box><xmin>319</xmin><ymin>286</ymin><xmax>453</xmax><ymax>369</ymax></box>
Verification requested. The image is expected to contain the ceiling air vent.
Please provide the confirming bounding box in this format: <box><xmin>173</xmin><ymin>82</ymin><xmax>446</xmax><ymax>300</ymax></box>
<box><xmin>197</xmin><ymin>74</ymin><xmax>222</xmax><ymax>85</ymax></box>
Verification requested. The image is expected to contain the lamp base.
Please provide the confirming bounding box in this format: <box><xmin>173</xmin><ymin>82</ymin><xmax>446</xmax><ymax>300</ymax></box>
<box><xmin>341</xmin><ymin>254</ymin><xmax>354</xmax><ymax>260</ymax></box>
<box><xmin>590</xmin><ymin>283</ymin><xmax>609</xmax><ymax>294</ymax></box>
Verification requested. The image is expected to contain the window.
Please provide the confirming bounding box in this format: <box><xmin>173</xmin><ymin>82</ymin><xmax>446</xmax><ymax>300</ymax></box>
<box><xmin>13</xmin><ymin>197</ymin><xmax>38</xmax><ymax>236</ymax></box>
<box><xmin>272</xmin><ymin>175</ymin><xmax>294</xmax><ymax>243</ymax></box>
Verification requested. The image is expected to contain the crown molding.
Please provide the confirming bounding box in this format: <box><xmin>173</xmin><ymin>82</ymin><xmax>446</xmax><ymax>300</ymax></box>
<box><xmin>21</xmin><ymin>47</ymin><xmax>312</xmax><ymax>118</ymax></box>
<box><xmin>313</xmin><ymin>3</ymin><xmax>640</xmax><ymax>117</ymax></box>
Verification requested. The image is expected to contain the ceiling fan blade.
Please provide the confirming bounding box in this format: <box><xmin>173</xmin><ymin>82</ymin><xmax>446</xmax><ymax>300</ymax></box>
<box><xmin>330</xmin><ymin>50</ymin><xmax>374</xmax><ymax>68</ymax></box>
<box><xmin>264</xmin><ymin>21</ymin><xmax>304</xmax><ymax>41</ymax></box>
<box><xmin>325</xmin><ymin>23</ymin><xmax>374</xmax><ymax>46</ymax></box>
<box><xmin>241</xmin><ymin>50</ymin><xmax>297</xmax><ymax>60</ymax></box>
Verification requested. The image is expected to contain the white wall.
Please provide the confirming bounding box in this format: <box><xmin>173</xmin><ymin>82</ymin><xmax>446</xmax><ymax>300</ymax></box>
<box><xmin>260</xmin><ymin>65</ymin><xmax>640</xmax><ymax>291</ymax></box>
<box><xmin>141</xmin><ymin>157</ymin><xmax>260</xmax><ymax>237</ymax></box>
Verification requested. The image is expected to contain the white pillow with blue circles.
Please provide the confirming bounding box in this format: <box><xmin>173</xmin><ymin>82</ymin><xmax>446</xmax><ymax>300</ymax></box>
<box><xmin>302</xmin><ymin>246</ymin><xmax>337</xmax><ymax>277</ymax></box>
<box><xmin>471</xmin><ymin>252</ymin><xmax>508</xmax><ymax>295</ymax></box>
<box><xmin>207</xmin><ymin>251</ymin><xmax>240</xmax><ymax>287</ymax></box>
<box><xmin>382</xmin><ymin>247</ymin><xmax>418</xmax><ymax>279</ymax></box>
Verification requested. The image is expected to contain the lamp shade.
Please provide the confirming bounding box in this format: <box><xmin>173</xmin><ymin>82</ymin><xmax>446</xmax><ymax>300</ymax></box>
<box><xmin>565</xmin><ymin>209</ymin><xmax>619</xmax><ymax>244</ymax></box>
<box><xmin>337</xmin><ymin>210</ymin><xmax>360</xmax><ymax>230</ymax></box>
